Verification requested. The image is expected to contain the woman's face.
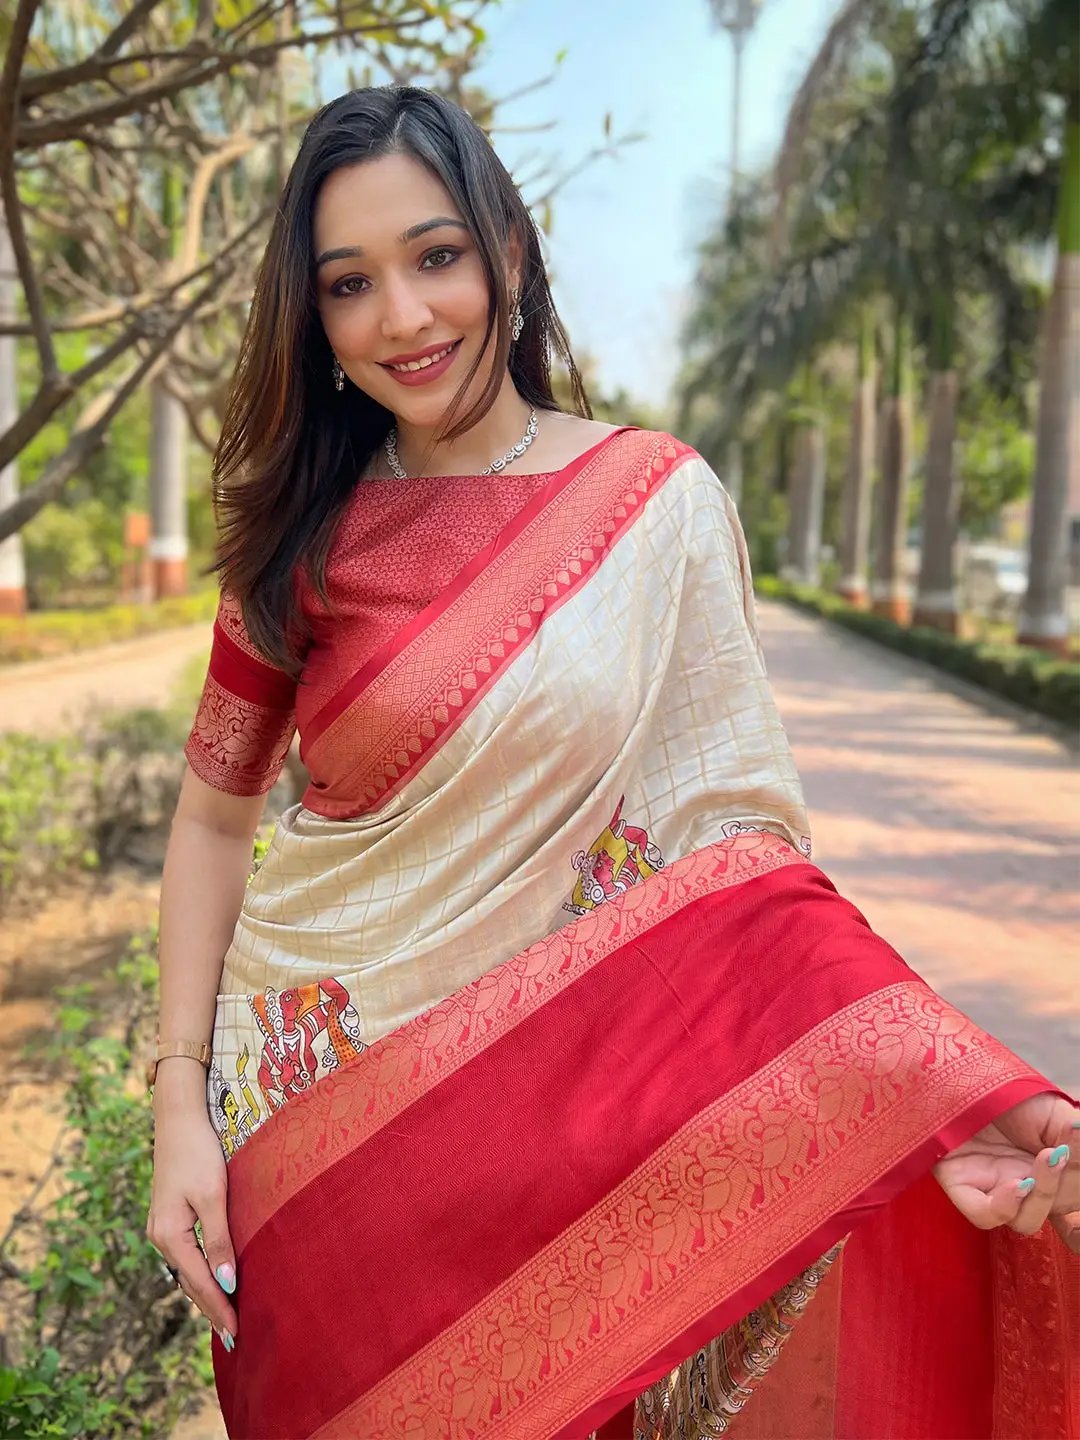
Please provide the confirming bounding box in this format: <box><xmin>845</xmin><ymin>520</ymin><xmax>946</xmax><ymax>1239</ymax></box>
<box><xmin>313</xmin><ymin>152</ymin><xmax>507</xmax><ymax>429</ymax></box>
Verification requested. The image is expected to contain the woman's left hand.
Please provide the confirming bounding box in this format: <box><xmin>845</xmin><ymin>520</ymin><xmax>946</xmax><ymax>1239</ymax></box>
<box><xmin>932</xmin><ymin>1092</ymin><xmax>1079</xmax><ymax>1252</ymax></box>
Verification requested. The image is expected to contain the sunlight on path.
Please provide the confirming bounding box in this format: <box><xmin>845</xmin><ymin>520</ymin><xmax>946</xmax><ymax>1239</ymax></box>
<box><xmin>759</xmin><ymin>600</ymin><xmax>1080</xmax><ymax>1095</ymax></box>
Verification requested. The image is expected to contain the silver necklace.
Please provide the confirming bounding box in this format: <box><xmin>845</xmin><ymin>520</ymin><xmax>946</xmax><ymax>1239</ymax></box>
<box><xmin>383</xmin><ymin>408</ymin><xmax>539</xmax><ymax>480</ymax></box>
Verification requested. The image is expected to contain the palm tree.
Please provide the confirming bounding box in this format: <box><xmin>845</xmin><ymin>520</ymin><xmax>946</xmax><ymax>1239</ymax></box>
<box><xmin>873</xmin><ymin>304</ymin><xmax>913</xmax><ymax>621</ymax></box>
<box><xmin>837</xmin><ymin>305</ymin><xmax>876</xmax><ymax>606</ymax></box>
<box><xmin>771</xmin><ymin>0</ymin><xmax>1075</xmax><ymax>647</ymax></box>
<box><xmin>1019</xmin><ymin>85</ymin><xmax>1079</xmax><ymax>654</ymax></box>
<box><xmin>781</xmin><ymin>370</ymin><xmax>827</xmax><ymax>586</ymax></box>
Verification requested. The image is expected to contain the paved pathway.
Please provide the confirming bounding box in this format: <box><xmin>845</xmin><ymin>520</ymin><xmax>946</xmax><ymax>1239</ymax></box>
<box><xmin>757</xmin><ymin>600</ymin><xmax>1079</xmax><ymax>1096</ymax></box>
<box><xmin>0</xmin><ymin>624</ymin><xmax>212</xmax><ymax>735</ymax></box>
<box><xmin>2</xmin><ymin>604</ymin><xmax>1076</xmax><ymax>1095</ymax></box>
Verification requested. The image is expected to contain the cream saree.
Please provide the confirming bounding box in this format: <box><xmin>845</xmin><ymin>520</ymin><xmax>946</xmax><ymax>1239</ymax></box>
<box><xmin>202</xmin><ymin>429</ymin><xmax>1076</xmax><ymax>1439</ymax></box>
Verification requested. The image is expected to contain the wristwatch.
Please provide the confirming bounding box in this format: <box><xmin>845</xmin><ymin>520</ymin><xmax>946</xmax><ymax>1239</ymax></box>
<box><xmin>146</xmin><ymin>1039</ymin><xmax>212</xmax><ymax>1090</ymax></box>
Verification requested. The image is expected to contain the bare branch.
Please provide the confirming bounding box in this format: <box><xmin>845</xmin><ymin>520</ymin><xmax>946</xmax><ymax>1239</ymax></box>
<box><xmin>0</xmin><ymin>0</ymin><xmax>55</xmax><ymax>379</ymax></box>
<box><xmin>160</xmin><ymin>373</ymin><xmax>219</xmax><ymax>455</ymax></box>
<box><xmin>0</xmin><ymin>205</ymin><xmax>272</xmax><ymax>467</ymax></box>
<box><xmin>0</xmin><ymin>261</ymin><xmax>244</xmax><ymax>540</ymax></box>
<box><xmin>99</xmin><ymin>0</ymin><xmax>172</xmax><ymax>60</ymax></box>
<box><xmin>176</xmin><ymin>136</ymin><xmax>255</xmax><ymax>274</ymax></box>
<box><xmin>17</xmin><ymin>16</ymin><xmax>433</xmax><ymax>144</ymax></box>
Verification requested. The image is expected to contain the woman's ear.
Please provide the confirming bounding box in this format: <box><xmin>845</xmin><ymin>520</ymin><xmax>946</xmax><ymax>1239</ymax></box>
<box><xmin>505</xmin><ymin>229</ymin><xmax>525</xmax><ymax>299</ymax></box>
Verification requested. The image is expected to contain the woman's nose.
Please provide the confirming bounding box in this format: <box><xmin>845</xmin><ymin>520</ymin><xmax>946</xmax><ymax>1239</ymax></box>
<box><xmin>379</xmin><ymin>275</ymin><xmax>433</xmax><ymax>341</ymax></box>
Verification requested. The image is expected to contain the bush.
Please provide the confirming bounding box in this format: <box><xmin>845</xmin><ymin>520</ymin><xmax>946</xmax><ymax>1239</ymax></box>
<box><xmin>756</xmin><ymin>577</ymin><xmax>1080</xmax><ymax>728</ymax></box>
<box><xmin>0</xmin><ymin>932</ymin><xmax>213</xmax><ymax>1439</ymax></box>
<box><xmin>21</xmin><ymin>501</ymin><xmax>131</xmax><ymax>610</ymax></box>
<box><xmin>0</xmin><ymin>591</ymin><xmax>217</xmax><ymax>666</ymax></box>
<box><xmin>0</xmin><ymin>710</ymin><xmax>192</xmax><ymax>916</ymax></box>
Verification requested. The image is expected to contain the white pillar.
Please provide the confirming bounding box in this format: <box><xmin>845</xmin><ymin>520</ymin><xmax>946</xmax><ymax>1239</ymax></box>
<box><xmin>149</xmin><ymin>378</ymin><xmax>189</xmax><ymax>598</ymax></box>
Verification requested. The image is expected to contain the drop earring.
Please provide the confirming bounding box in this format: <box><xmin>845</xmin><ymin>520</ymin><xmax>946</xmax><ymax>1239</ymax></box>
<box><xmin>332</xmin><ymin>358</ymin><xmax>345</xmax><ymax>392</ymax></box>
<box><xmin>510</xmin><ymin>294</ymin><xmax>524</xmax><ymax>343</ymax></box>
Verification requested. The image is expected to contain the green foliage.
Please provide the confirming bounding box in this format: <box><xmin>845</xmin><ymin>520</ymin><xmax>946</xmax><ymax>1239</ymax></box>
<box><xmin>757</xmin><ymin>576</ymin><xmax>1079</xmax><ymax>727</ymax></box>
<box><xmin>958</xmin><ymin>403</ymin><xmax>1035</xmax><ymax>537</ymax></box>
<box><xmin>21</xmin><ymin>501</ymin><xmax>125</xmax><ymax>607</ymax></box>
<box><xmin>0</xmin><ymin>693</ymin><xmax>201</xmax><ymax>915</ymax></box>
<box><xmin>0</xmin><ymin>734</ymin><xmax>95</xmax><ymax>906</ymax></box>
<box><xmin>0</xmin><ymin>590</ymin><xmax>217</xmax><ymax>664</ymax></box>
<box><xmin>0</xmin><ymin>933</ymin><xmax>213</xmax><ymax>1439</ymax></box>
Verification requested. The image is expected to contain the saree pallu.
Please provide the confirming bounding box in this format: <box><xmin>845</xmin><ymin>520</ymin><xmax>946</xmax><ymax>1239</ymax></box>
<box><xmin>206</xmin><ymin>431</ymin><xmax>1078</xmax><ymax>1437</ymax></box>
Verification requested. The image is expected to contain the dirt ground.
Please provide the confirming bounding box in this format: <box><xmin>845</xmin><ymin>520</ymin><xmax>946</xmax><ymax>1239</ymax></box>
<box><xmin>0</xmin><ymin>861</ymin><xmax>229</xmax><ymax>1439</ymax></box>
<box><xmin>1</xmin><ymin>625</ymin><xmax>213</xmax><ymax>737</ymax></box>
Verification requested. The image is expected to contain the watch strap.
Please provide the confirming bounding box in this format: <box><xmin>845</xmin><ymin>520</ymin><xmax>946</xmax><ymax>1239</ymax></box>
<box><xmin>146</xmin><ymin>1039</ymin><xmax>212</xmax><ymax>1090</ymax></box>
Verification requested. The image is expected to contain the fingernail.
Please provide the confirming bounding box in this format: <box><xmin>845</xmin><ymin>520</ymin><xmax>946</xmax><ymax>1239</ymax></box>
<box><xmin>216</xmin><ymin>1326</ymin><xmax>235</xmax><ymax>1352</ymax></box>
<box><xmin>1017</xmin><ymin>1177</ymin><xmax>1036</xmax><ymax>1196</ymax></box>
<box><xmin>215</xmin><ymin>1263</ymin><xmax>236</xmax><ymax>1295</ymax></box>
<box><xmin>1048</xmin><ymin>1145</ymin><xmax>1070</xmax><ymax>1168</ymax></box>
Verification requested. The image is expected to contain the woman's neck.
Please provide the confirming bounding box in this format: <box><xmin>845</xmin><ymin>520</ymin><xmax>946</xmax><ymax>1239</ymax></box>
<box><xmin>391</xmin><ymin>375</ymin><xmax>536</xmax><ymax>478</ymax></box>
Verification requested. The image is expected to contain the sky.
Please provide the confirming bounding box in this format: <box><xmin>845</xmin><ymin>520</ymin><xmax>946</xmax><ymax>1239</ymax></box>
<box><xmin>470</xmin><ymin>0</ymin><xmax>841</xmax><ymax>408</ymax></box>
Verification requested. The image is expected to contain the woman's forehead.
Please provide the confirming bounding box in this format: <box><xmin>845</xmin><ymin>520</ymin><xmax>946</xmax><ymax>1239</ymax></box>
<box><xmin>312</xmin><ymin>153</ymin><xmax>463</xmax><ymax>252</ymax></box>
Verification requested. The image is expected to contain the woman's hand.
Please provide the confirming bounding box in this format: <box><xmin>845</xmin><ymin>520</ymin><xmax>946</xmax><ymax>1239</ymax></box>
<box><xmin>147</xmin><ymin>1067</ymin><xmax>239</xmax><ymax>1348</ymax></box>
<box><xmin>933</xmin><ymin>1092</ymin><xmax>1079</xmax><ymax>1252</ymax></box>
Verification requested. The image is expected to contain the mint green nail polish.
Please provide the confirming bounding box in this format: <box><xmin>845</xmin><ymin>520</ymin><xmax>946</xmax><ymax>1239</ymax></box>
<box><xmin>217</xmin><ymin>1327</ymin><xmax>235</xmax><ymax>1352</ymax></box>
<box><xmin>1017</xmin><ymin>1177</ymin><xmax>1036</xmax><ymax>1196</ymax></box>
<box><xmin>1048</xmin><ymin>1144</ymin><xmax>1070</xmax><ymax>1167</ymax></box>
<box><xmin>216</xmin><ymin>1262</ymin><xmax>236</xmax><ymax>1295</ymax></box>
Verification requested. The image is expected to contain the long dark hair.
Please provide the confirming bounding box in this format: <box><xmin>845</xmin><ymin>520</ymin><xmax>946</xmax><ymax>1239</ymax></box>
<box><xmin>209</xmin><ymin>85</ymin><xmax>590</xmax><ymax>679</ymax></box>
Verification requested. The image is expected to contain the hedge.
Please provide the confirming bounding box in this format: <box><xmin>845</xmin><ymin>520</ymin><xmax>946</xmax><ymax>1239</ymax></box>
<box><xmin>756</xmin><ymin>576</ymin><xmax>1080</xmax><ymax>729</ymax></box>
<box><xmin>0</xmin><ymin>590</ymin><xmax>218</xmax><ymax>665</ymax></box>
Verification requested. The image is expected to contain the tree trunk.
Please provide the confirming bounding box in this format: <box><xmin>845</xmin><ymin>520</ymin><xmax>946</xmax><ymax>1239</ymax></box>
<box><xmin>913</xmin><ymin>369</ymin><xmax>961</xmax><ymax>632</ymax></box>
<box><xmin>837</xmin><ymin>311</ymin><xmax>876</xmax><ymax>608</ymax></box>
<box><xmin>0</xmin><ymin>208</ymin><xmax>26</xmax><ymax>616</ymax></box>
<box><xmin>1018</xmin><ymin>95</ymin><xmax>1080</xmax><ymax>656</ymax></box>
<box><xmin>150</xmin><ymin>165</ymin><xmax>188</xmax><ymax>600</ymax></box>
<box><xmin>872</xmin><ymin>308</ymin><xmax>912</xmax><ymax>624</ymax></box>
<box><xmin>781</xmin><ymin>420</ymin><xmax>825</xmax><ymax>587</ymax></box>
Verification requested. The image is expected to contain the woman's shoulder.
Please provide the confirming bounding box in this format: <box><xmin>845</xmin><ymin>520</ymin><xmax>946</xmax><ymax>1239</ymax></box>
<box><xmin>543</xmin><ymin>413</ymin><xmax>702</xmax><ymax>463</ymax></box>
<box><xmin>590</xmin><ymin>421</ymin><xmax>709</xmax><ymax>473</ymax></box>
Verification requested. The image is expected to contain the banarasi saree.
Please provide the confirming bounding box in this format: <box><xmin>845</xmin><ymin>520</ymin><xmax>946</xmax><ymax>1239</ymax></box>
<box><xmin>185</xmin><ymin>429</ymin><xmax>1079</xmax><ymax>1439</ymax></box>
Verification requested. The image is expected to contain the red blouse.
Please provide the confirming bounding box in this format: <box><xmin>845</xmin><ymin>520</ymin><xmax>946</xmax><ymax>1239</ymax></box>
<box><xmin>184</xmin><ymin>468</ymin><xmax>558</xmax><ymax>814</ymax></box>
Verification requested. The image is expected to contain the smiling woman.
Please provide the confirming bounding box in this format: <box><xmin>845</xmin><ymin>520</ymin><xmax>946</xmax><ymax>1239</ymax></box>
<box><xmin>314</xmin><ymin>178</ymin><xmax>481</xmax><ymax>406</ymax></box>
<box><xmin>148</xmin><ymin>86</ymin><xmax>1080</xmax><ymax>1440</ymax></box>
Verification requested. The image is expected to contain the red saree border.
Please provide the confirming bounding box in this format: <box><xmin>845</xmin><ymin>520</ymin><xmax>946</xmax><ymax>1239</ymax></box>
<box><xmin>301</xmin><ymin>427</ymin><xmax>632</xmax><ymax>751</ymax></box>
<box><xmin>211</xmin><ymin>599</ymin><xmax>297</xmax><ymax>710</ymax></box>
<box><xmin>315</xmin><ymin>995</ymin><xmax>1044</xmax><ymax>1440</ymax></box>
<box><xmin>992</xmin><ymin>1216</ymin><xmax>1080</xmax><ymax>1437</ymax></box>
<box><xmin>226</xmin><ymin>831</ymin><xmax>803</xmax><ymax>1257</ymax></box>
<box><xmin>298</xmin><ymin>428</ymin><xmax>694</xmax><ymax>816</ymax></box>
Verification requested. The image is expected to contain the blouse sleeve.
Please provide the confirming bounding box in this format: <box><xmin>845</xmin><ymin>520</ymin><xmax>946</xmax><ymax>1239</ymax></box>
<box><xmin>183</xmin><ymin>589</ymin><xmax>299</xmax><ymax>798</ymax></box>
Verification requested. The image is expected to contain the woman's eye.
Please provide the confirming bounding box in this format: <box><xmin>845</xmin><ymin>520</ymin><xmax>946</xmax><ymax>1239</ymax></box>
<box><xmin>330</xmin><ymin>275</ymin><xmax>368</xmax><ymax>298</ymax></box>
<box><xmin>421</xmin><ymin>247</ymin><xmax>460</xmax><ymax>270</ymax></box>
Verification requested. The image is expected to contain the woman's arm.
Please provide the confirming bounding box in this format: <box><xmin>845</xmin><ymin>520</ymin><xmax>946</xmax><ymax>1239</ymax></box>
<box><xmin>147</xmin><ymin>767</ymin><xmax>268</xmax><ymax>1347</ymax></box>
<box><xmin>153</xmin><ymin>766</ymin><xmax>267</xmax><ymax>1109</ymax></box>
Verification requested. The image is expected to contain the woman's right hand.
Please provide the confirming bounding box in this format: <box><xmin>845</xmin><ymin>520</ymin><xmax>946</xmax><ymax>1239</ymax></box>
<box><xmin>147</xmin><ymin>1068</ymin><xmax>239</xmax><ymax>1348</ymax></box>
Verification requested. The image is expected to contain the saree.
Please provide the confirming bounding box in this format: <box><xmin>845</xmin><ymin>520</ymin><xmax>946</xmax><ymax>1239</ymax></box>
<box><xmin>204</xmin><ymin>430</ymin><xmax>1078</xmax><ymax>1438</ymax></box>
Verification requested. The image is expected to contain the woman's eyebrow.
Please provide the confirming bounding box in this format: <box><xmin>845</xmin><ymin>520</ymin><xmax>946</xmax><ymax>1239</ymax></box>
<box><xmin>315</xmin><ymin>217</ymin><xmax>469</xmax><ymax>269</ymax></box>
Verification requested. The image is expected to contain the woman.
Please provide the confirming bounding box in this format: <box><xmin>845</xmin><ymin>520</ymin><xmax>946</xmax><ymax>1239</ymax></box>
<box><xmin>147</xmin><ymin>86</ymin><xmax>1079</xmax><ymax>1440</ymax></box>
